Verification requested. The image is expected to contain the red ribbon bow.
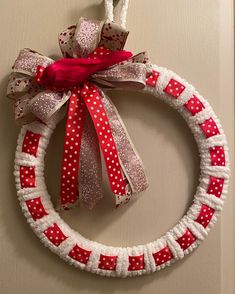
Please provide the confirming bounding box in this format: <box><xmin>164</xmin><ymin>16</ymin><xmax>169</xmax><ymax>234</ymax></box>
<box><xmin>7</xmin><ymin>17</ymin><xmax>149</xmax><ymax>210</ymax></box>
<box><xmin>36</xmin><ymin>47</ymin><xmax>133</xmax><ymax>208</ymax></box>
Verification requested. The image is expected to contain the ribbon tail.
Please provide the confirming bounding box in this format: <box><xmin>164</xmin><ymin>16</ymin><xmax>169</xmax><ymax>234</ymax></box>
<box><xmin>12</xmin><ymin>93</ymin><xmax>37</xmax><ymax>125</ymax></box>
<box><xmin>79</xmin><ymin>111</ymin><xmax>103</xmax><ymax>209</ymax></box>
<box><xmin>59</xmin><ymin>89</ymin><xmax>86</xmax><ymax>210</ymax></box>
<box><xmin>100</xmin><ymin>91</ymin><xmax>149</xmax><ymax>205</ymax></box>
<box><xmin>81</xmin><ymin>83</ymin><xmax>129</xmax><ymax>206</ymax></box>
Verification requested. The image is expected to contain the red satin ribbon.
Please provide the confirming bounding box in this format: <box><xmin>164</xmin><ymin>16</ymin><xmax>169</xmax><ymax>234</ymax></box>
<box><xmin>36</xmin><ymin>46</ymin><xmax>131</xmax><ymax>209</ymax></box>
<box><xmin>60</xmin><ymin>89</ymin><xmax>86</xmax><ymax>208</ymax></box>
<box><xmin>60</xmin><ymin>83</ymin><xmax>127</xmax><ymax>208</ymax></box>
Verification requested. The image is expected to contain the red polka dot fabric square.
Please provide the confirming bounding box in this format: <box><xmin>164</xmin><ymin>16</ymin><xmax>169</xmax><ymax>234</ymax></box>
<box><xmin>195</xmin><ymin>204</ymin><xmax>215</xmax><ymax>228</ymax></box>
<box><xmin>176</xmin><ymin>229</ymin><xmax>196</xmax><ymax>251</ymax></box>
<box><xmin>25</xmin><ymin>197</ymin><xmax>48</xmax><ymax>221</ymax></box>
<box><xmin>20</xmin><ymin>166</ymin><xmax>36</xmax><ymax>188</ymax></box>
<box><xmin>98</xmin><ymin>254</ymin><xmax>118</xmax><ymax>271</ymax></box>
<box><xmin>146</xmin><ymin>70</ymin><xmax>159</xmax><ymax>87</ymax></box>
<box><xmin>152</xmin><ymin>246</ymin><xmax>174</xmax><ymax>266</ymax></box>
<box><xmin>199</xmin><ymin>117</ymin><xmax>220</xmax><ymax>138</ymax></box>
<box><xmin>207</xmin><ymin>176</ymin><xmax>224</xmax><ymax>198</ymax></box>
<box><xmin>184</xmin><ymin>95</ymin><xmax>205</xmax><ymax>116</ymax></box>
<box><xmin>22</xmin><ymin>130</ymin><xmax>41</xmax><ymax>157</ymax></box>
<box><xmin>128</xmin><ymin>254</ymin><xmax>145</xmax><ymax>271</ymax></box>
<box><xmin>43</xmin><ymin>223</ymin><xmax>67</xmax><ymax>247</ymax></box>
<box><xmin>164</xmin><ymin>79</ymin><xmax>185</xmax><ymax>98</ymax></box>
<box><xmin>68</xmin><ymin>244</ymin><xmax>91</xmax><ymax>264</ymax></box>
<box><xmin>210</xmin><ymin>146</ymin><xmax>225</xmax><ymax>166</ymax></box>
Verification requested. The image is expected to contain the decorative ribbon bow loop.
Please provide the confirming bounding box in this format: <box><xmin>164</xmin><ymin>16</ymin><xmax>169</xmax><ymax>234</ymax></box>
<box><xmin>7</xmin><ymin>17</ymin><xmax>149</xmax><ymax>209</ymax></box>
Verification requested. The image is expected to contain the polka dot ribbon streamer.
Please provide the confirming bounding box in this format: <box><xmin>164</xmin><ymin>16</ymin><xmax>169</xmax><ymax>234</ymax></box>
<box><xmin>7</xmin><ymin>17</ymin><xmax>149</xmax><ymax>209</ymax></box>
<box><xmin>60</xmin><ymin>82</ymin><xmax>128</xmax><ymax>209</ymax></box>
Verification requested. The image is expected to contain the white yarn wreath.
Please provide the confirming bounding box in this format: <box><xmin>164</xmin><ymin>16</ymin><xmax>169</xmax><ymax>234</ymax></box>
<box><xmin>14</xmin><ymin>64</ymin><xmax>230</xmax><ymax>277</ymax></box>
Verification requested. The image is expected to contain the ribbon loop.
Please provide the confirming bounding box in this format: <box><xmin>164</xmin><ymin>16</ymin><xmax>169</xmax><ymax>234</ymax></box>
<box><xmin>12</xmin><ymin>48</ymin><xmax>53</xmax><ymax>75</ymax></box>
<box><xmin>29</xmin><ymin>90</ymin><xmax>70</xmax><ymax>123</ymax></box>
<box><xmin>72</xmin><ymin>17</ymin><xmax>103</xmax><ymax>58</ymax></box>
<box><xmin>92</xmin><ymin>62</ymin><xmax>147</xmax><ymax>89</ymax></box>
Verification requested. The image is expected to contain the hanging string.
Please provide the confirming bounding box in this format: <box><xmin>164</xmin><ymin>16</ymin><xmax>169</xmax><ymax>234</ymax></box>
<box><xmin>119</xmin><ymin>0</ymin><xmax>129</xmax><ymax>29</ymax></box>
<box><xmin>104</xmin><ymin>0</ymin><xmax>114</xmax><ymax>22</ymax></box>
<box><xmin>104</xmin><ymin>0</ymin><xmax>129</xmax><ymax>29</ymax></box>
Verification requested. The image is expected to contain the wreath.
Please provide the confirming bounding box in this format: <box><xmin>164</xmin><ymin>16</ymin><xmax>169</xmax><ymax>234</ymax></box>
<box><xmin>7</xmin><ymin>0</ymin><xmax>230</xmax><ymax>278</ymax></box>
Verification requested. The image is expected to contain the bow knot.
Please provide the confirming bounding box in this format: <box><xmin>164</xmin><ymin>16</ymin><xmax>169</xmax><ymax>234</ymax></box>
<box><xmin>7</xmin><ymin>17</ymin><xmax>149</xmax><ymax>209</ymax></box>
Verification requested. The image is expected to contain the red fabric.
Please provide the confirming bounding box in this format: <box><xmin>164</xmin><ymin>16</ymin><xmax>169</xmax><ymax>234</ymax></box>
<box><xmin>68</xmin><ymin>244</ymin><xmax>91</xmax><ymax>264</ymax></box>
<box><xmin>152</xmin><ymin>246</ymin><xmax>173</xmax><ymax>266</ymax></box>
<box><xmin>128</xmin><ymin>254</ymin><xmax>145</xmax><ymax>271</ymax></box>
<box><xmin>164</xmin><ymin>79</ymin><xmax>185</xmax><ymax>98</ymax></box>
<box><xmin>184</xmin><ymin>95</ymin><xmax>205</xmax><ymax>116</ymax></box>
<box><xmin>35</xmin><ymin>65</ymin><xmax>45</xmax><ymax>83</ymax></box>
<box><xmin>25</xmin><ymin>197</ymin><xmax>48</xmax><ymax>221</ymax></box>
<box><xmin>176</xmin><ymin>229</ymin><xmax>196</xmax><ymax>251</ymax></box>
<box><xmin>20</xmin><ymin>166</ymin><xmax>36</xmax><ymax>188</ymax></box>
<box><xmin>199</xmin><ymin>117</ymin><xmax>220</xmax><ymax>138</ymax></box>
<box><xmin>195</xmin><ymin>204</ymin><xmax>215</xmax><ymax>228</ymax></box>
<box><xmin>60</xmin><ymin>90</ymin><xmax>86</xmax><ymax>208</ymax></box>
<box><xmin>210</xmin><ymin>146</ymin><xmax>225</xmax><ymax>166</ymax></box>
<box><xmin>22</xmin><ymin>130</ymin><xmax>41</xmax><ymax>157</ymax></box>
<box><xmin>207</xmin><ymin>176</ymin><xmax>224</xmax><ymax>198</ymax></box>
<box><xmin>146</xmin><ymin>70</ymin><xmax>159</xmax><ymax>87</ymax></box>
<box><xmin>43</xmin><ymin>223</ymin><xmax>67</xmax><ymax>246</ymax></box>
<box><xmin>38</xmin><ymin>49</ymin><xmax>132</xmax><ymax>91</ymax></box>
<box><xmin>98</xmin><ymin>254</ymin><xmax>118</xmax><ymax>271</ymax></box>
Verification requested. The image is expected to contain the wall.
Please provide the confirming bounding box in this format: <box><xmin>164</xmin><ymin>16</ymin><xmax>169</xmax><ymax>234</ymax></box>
<box><xmin>0</xmin><ymin>0</ymin><xmax>234</xmax><ymax>293</ymax></box>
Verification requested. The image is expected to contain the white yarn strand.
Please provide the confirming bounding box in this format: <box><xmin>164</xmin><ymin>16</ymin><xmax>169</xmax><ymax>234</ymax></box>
<box><xmin>119</xmin><ymin>0</ymin><xmax>129</xmax><ymax>28</ymax></box>
<box><xmin>104</xmin><ymin>0</ymin><xmax>129</xmax><ymax>28</ymax></box>
<box><xmin>104</xmin><ymin>0</ymin><xmax>114</xmax><ymax>22</ymax></box>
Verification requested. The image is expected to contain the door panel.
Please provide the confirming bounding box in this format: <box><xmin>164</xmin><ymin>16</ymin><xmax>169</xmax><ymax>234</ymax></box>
<box><xmin>0</xmin><ymin>1</ymin><xmax>233</xmax><ymax>293</ymax></box>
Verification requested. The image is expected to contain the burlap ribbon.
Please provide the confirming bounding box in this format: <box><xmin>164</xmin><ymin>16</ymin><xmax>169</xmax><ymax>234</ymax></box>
<box><xmin>7</xmin><ymin>17</ymin><xmax>149</xmax><ymax>209</ymax></box>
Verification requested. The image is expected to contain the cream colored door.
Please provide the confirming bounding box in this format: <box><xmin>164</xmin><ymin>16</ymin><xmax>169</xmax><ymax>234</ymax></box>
<box><xmin>0</xmin><ymin>0</ymin><xmax>234</xmax><ymax>293</ymax></box>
